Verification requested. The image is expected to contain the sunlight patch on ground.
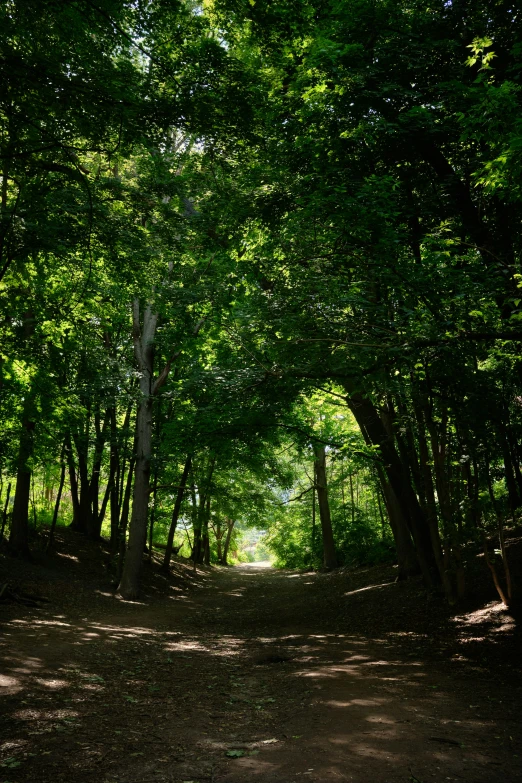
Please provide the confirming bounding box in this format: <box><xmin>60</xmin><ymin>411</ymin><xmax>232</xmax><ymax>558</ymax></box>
<box><xmin>451</xmin><ymin>602</ymin><xmax>516</xmax><ymax>636</ymax></box>
<box><xmin>328</xmin><ymin>698</ymin><xmax>386</xmax><ymax>708</ymax></box>
<box><xmin>366</xmin><ymin>714</ymin><xmax>397</xmax><ymax>724</ymax></box>
<box><xmin>55</xmin><ymin>552</ymin><xmax>80</xmax><ymax>562</ymax></box>
<box><xmin>88</xmin><ymin>623</ymin><xmax>156</xmax><ymax>635</ymax></box>
<box><xmin>34</xmin><ymin>678</ymin><xmax>69</xmax><ymax>689</ymax></box>
<box><xmin>165</xmin><ymin>640</ymin><xmax>211</xmax><ymax>652</ymax></box>
<box><xmin>114</xmin><ymin>596</ymin><xmax>148</xmax><ymax>605</ymax></box>
<box><xmin>343</xmin><ymin>581</ymin><xmax>394</xmax><ymax>597</ymax></box>
<box><xmin>13</xmin><ymin>708</ymin><xmax>80</xmax><ymax>720</ymax></box>
<box><xmin>0</xmin><ymin>674</ymin><xmax>21</xmax><ymax>694</ymax></box>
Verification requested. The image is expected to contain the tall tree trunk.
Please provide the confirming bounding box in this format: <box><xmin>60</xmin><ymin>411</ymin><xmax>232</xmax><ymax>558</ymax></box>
<box><xmin>344</xmin><ymin>383</ymin><xmax>438</xmax><ymax>586</ymax></box>
<box><xmin>202</xmin><ymin>496</ymin><xmax>211</xmax><ymax>566</ymax></box>
<box><xmin>148</xmin><ymin>468</ymin><xmax>158</xmax><ymax>560</ymax></box>
<box><xmin>310</xmin><ymin>465</ymin><xmax>316</xmax><ymax>563</ymax></box>
<box><xmin>117</xmin><ymin>450</ymin><xmax>136</xmax><ymax>581</ymax></box>
<box><xmin>1</xmin><ymin>482</ymin><xmax>11</xmax><ymax>540</ymax></box>
<box><xmin>86</xmin><ymin>408</ymin><xmax>111</xmax><ymax>539</ymax></box>
<box><xmin>313</xmin><ymin>443</ymin><xmax>337</xmax><ymax>570</ymax></box>
<box><xmin>118</xmin><ymin>298</ymin><xmax>203</xmax><ymax>598</ymax></box>
<box><xmin>498</xmin><ymin>426</ymin><xmax>521</xmax><ymax>511</ymax></box>
<box><xmin>117</xmin><ymin>401</ymin><xmax>134</xmax><ymax>513</ymax></box>
<box><xmin>47</xmin><ymin>446</ymin><xmax>66</xmax><ymax>551</ymax></box>
<box><xmin>9</xmin><ymin>409</ymin><xmax>35</xmax><ymax>557</ymax></box>
<box><xmin>376</xmin><ymin>483</ymin><xmax>386</xmax><ymax>541</ymax></box>
<box><xmin>118</xmin><ymin>392</ymin><xmax>153</xmax><ymax>598</ymax></box>
<box><xmin>221</xmin><ymin>518</ymin><xmax>235</xmax><ymax>566</ymax></box>
<box><xmin>379</xmin><ymin>472</ymin><xmax>420</xmax><ymax>579</ymax></box>
<box><xmin>348</xmin><ymin>471</ymin><xmax>355</xmax><ymax>525</ymax></box>
<box><xmin>98</xmin><ymin>478</ymin><xmax>112</xmax><ymax>532</ymax></box>
<box><xmin>70</xmin><ymin>404</ymin><xmax>92</xmax><ymax>534</ymax></box>
<box><xmin>65</xmin><ymin>435</ymin><xmax>81</xmax><ymax>528</ymax></box>
<box><xmin>162</xmin><ymin>455</ymin><xmax>192</xmax><ymax>572</ymax></box>
<box><xmin>414</xmin><ymin>398</ymin><xmax>455</xmax><ymax>601</ymax></box>
<box><xmin>118</xmin><ymin>300</ymin><xmax>160</xmax><ymax>598</ymax></box>
<box><xmin>486</xmin><ymin>458</ymin><xmax>513</xmax><ymax>606</ymax></box>
<box><xmin>192</xmin><ymin>456</ymin><xmax>215</xmax><ymax>565</ymax></box>
<box><xmin>215</xmin><ymin>514</ymin><xmax>223</xmax><ymax>564</ymax></box>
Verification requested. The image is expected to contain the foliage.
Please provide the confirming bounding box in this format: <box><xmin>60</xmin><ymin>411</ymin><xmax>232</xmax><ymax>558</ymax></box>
<box><xmin>1</xmin><ymin>0</ymin><xmax>521</xmax><ymax>606</ymax></box>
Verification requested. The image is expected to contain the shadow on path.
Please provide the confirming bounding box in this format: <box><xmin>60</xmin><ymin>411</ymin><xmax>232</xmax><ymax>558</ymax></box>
<box><xmin>1</xmin><ymin>564</ymin><xmax>521</xmax><ymax>783</ymax></box>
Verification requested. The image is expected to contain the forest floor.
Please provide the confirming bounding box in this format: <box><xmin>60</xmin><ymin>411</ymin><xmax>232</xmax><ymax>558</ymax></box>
<box><xmin>1</xmin><ymin>530</ymin><xmax>521</xmax><ymax>783</ymax></box>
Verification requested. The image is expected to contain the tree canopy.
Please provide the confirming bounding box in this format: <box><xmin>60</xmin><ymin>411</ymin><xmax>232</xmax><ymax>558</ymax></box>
<box><xmin>1</xmin><ymin>0</ymin><xmax>521</xmax><ymax>610</ymax></box>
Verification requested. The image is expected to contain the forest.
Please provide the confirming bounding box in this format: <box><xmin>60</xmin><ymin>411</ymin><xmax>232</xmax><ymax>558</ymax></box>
<box><xmin>1</xmin><ymin>2</ymin><xmax>521</xmax><ymax>782</ymax></box>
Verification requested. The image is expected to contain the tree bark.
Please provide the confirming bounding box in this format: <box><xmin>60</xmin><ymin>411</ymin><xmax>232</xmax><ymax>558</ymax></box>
<box><xmin>162</xmin><ymin>454</ymin><xmax>192</xmax><ymax>572</ymax></box>
<box><xmin>202</xmin><ymin>496</ymin><xmax>211</xmax><ymax>566</ymax></box>
<box><xmin>9</xmin><ymin>412</ymin><xmax>35</xmax><ymax>557</ymax></box>
<box><xmin>191</xmin><ymin>456</ymin><xmax>215</xmax><ymax>565</ymax></box>
<box><xmin>310</xmin><ymin>466</ymin><xmax>317</xmax><ymax>563</ymax></box>
<box><xmin>65</xmin><ymin>434</ymin><xmax>81</xmax><ymax>528</ymax></box>
<box><xmin>414</xmin><ymin>397</ymin><xmax>454</xmax><ymax>601</ymax></box>
<box><xmin>118</xmin><ymin>392</ymin><xmax>153</xmax><ymax>598</ymax></box>
<box><xmin>379</xmin><ymin>471</ymin><xmax>419</xmax><ymax>579</ymax></box>
<box><xmin>344</xmin><ymin>383</ymin><xmax>438</xmax><ymax>586</ymax></box>
<box><xmin>86</xmin><ymin>408</ymin><xmax>111</xmax><ymax>539</ymax></box>
<box><xmin>221</xmin><ymin>518</ymin><xmax>235</xmax><ymax>566</ymax></box>
<box><xmin>1</xmin><ymin>482</ymin><xmax>11</xmax><ymax>540</ymax></box>
<box><xmin>117</xmin><ymin>449</ymin><xmax>136</xmax><ymax>581</ymax></box>
<box><xmin>118</xmin><ymin>299</ymin><xmax>203</xmax><ymax>598</ymax></box>
<box><xmin>47</xmin><ymin>447</ymin><xmax>66</xmax><ymax>551</ymax></box>
<box><xmin>313</xmin><ymin>443</ymin><xmax>338</xmax><ymax>570</ymax></box>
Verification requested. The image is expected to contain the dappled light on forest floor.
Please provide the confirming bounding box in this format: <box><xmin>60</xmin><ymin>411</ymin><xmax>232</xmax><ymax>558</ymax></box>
<box><xmin>236</xmin><ymin>561</ymin><xmax>273</xmax><ymax>570</ymax></box>
<box><xmin>343</xmin><ymin>581</ymin><xmax>395</xmax><ymax>596</ymax></box>
<box><xmin>1</xmin><ymin>561</ymin><xmax>521</xmax><ymax>783</ymax></box>
<box><xmin>452</xmin><ymin>602</ymin><xmax>517</xmax><ymax>639</ymax></box>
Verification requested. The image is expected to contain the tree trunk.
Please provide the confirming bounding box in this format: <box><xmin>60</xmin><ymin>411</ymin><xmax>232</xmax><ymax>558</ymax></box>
<box><xmin>191</xmin><ymin>456</ymin><xmax>215</xmax><ymax>565</ymax></box>
<box><xmin>313</xmin><ymin>443</ymin><xmax>337</xmax><ymax>570</ymax></box>
<box><xmin>1</xmin><ymin>482</ymin><xmax>11</xmax><ymax>540</ymax></box>
<box><xmin>118</xmin><ymin>299</ymin><xmax>203</xmax><ymax>598</ymax></box>
<box><xmin>221</xmin><ymin>518</ymin><xmax>235</xmax><ymax>566</ymax></box>
<box><xmin>376</xmin><ymin>483</ymin><xmax>386</xmax><ymax>541</ymax></box>
<box><xmin>9</xmin><ymin>412</ymin><xmax>35</xmax><ymax>557</ymax></box>
<box><xmin>70</xmin><ymin>406</ymin><xmax>91</xmax><ymax>534</ymax></box>
<box><xmin>486</xmin><ymin>459</ymin><xmax>512</xmax><ymax>606</ymax></box>
<box><xmin>414</xmin><ymin>399</ymin><xmax>454</xmax><ymax>601</ymax></box>
<box><xmin>117</xmin><ymin>401</ymin><xmax>134</xmax><ymax>513</ymax></box>
<box><xmin>348</xmin><ymin>471</ymin><xmax>355</xmax><ymax>525</ymax></box>
<box><xmin>499</xmin><ymin>427</ymin><xmax>521</xmax><ymax>510</ymax></box>
<box><xmin>203</xmin><ymin>496</ymin><xmax>211</xmax><ymax>566</ymax></box>
<box><xmin>84</xmin><ymin>408</ymin><xmax>111</xmax><ymax>540</ymax></box>
<box><xmin>118</xmin><ymin>300</ymin><xmax>159</xmax><ymax>599</ymax></box>
<box><xmin>344</xmin><ymin>383</ymin><xmax>438</xmax><ymax>586</ymax></box>
<box><xmin>215</xmin><ymin>516</ymin><xmax>223</xmax><ymax>563</ymax></box>
<box><xmin>65</xmin><ymin>435</ymin><xmax>81</xmax><ymax>528</ymax></box>
<box><xmin>117</xmin><ymin>450</ymin><xmax>136</xmax><ymax>580</ymax></box>
<box><xmin>148</xmin><ymin>468</ymin><xmax>158</xmax><ymax>560</ymax></box>
<box><xmin>379</xmin><ymin>472</ymin><xmax>420</xmax><ymax>579</ymax></box>
<box><xmin>47</xmin><ymin>447</ymin><xmax>66</xmax><ymax>551</ymax></box>
<box><xmin>162</xmin><ymin>455</ymin><xmax>192</xmax><ymax>572</ymax></box>
<box><xmin>310</xmin><ymin>467</ymin><xmax>316</xmax><ymax>563</ymax></box>
<box><xmin>118</xmin><ymin>394</ymin><xmax>153</xmax><ymax>598</ymax></box>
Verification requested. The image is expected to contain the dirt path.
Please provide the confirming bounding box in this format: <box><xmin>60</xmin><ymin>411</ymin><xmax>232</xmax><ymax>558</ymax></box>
<box><xmin>1</xmin><ymin>561</ymin><xmax>521</xmax><ymax>783</ymax></box>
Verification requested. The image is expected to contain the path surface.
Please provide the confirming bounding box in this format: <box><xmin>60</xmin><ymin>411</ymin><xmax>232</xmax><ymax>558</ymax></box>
<box><xmin>1</xmin><ymin>562</ymin><xmax>521</xmax><ymax>783</ymax></box>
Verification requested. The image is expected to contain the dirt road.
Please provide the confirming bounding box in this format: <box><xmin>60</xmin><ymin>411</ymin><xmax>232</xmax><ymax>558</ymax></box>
<box><xmin>1</xmin><ymin>559</ymin><xmax>521</xmax><ymax>782</ymax></box>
